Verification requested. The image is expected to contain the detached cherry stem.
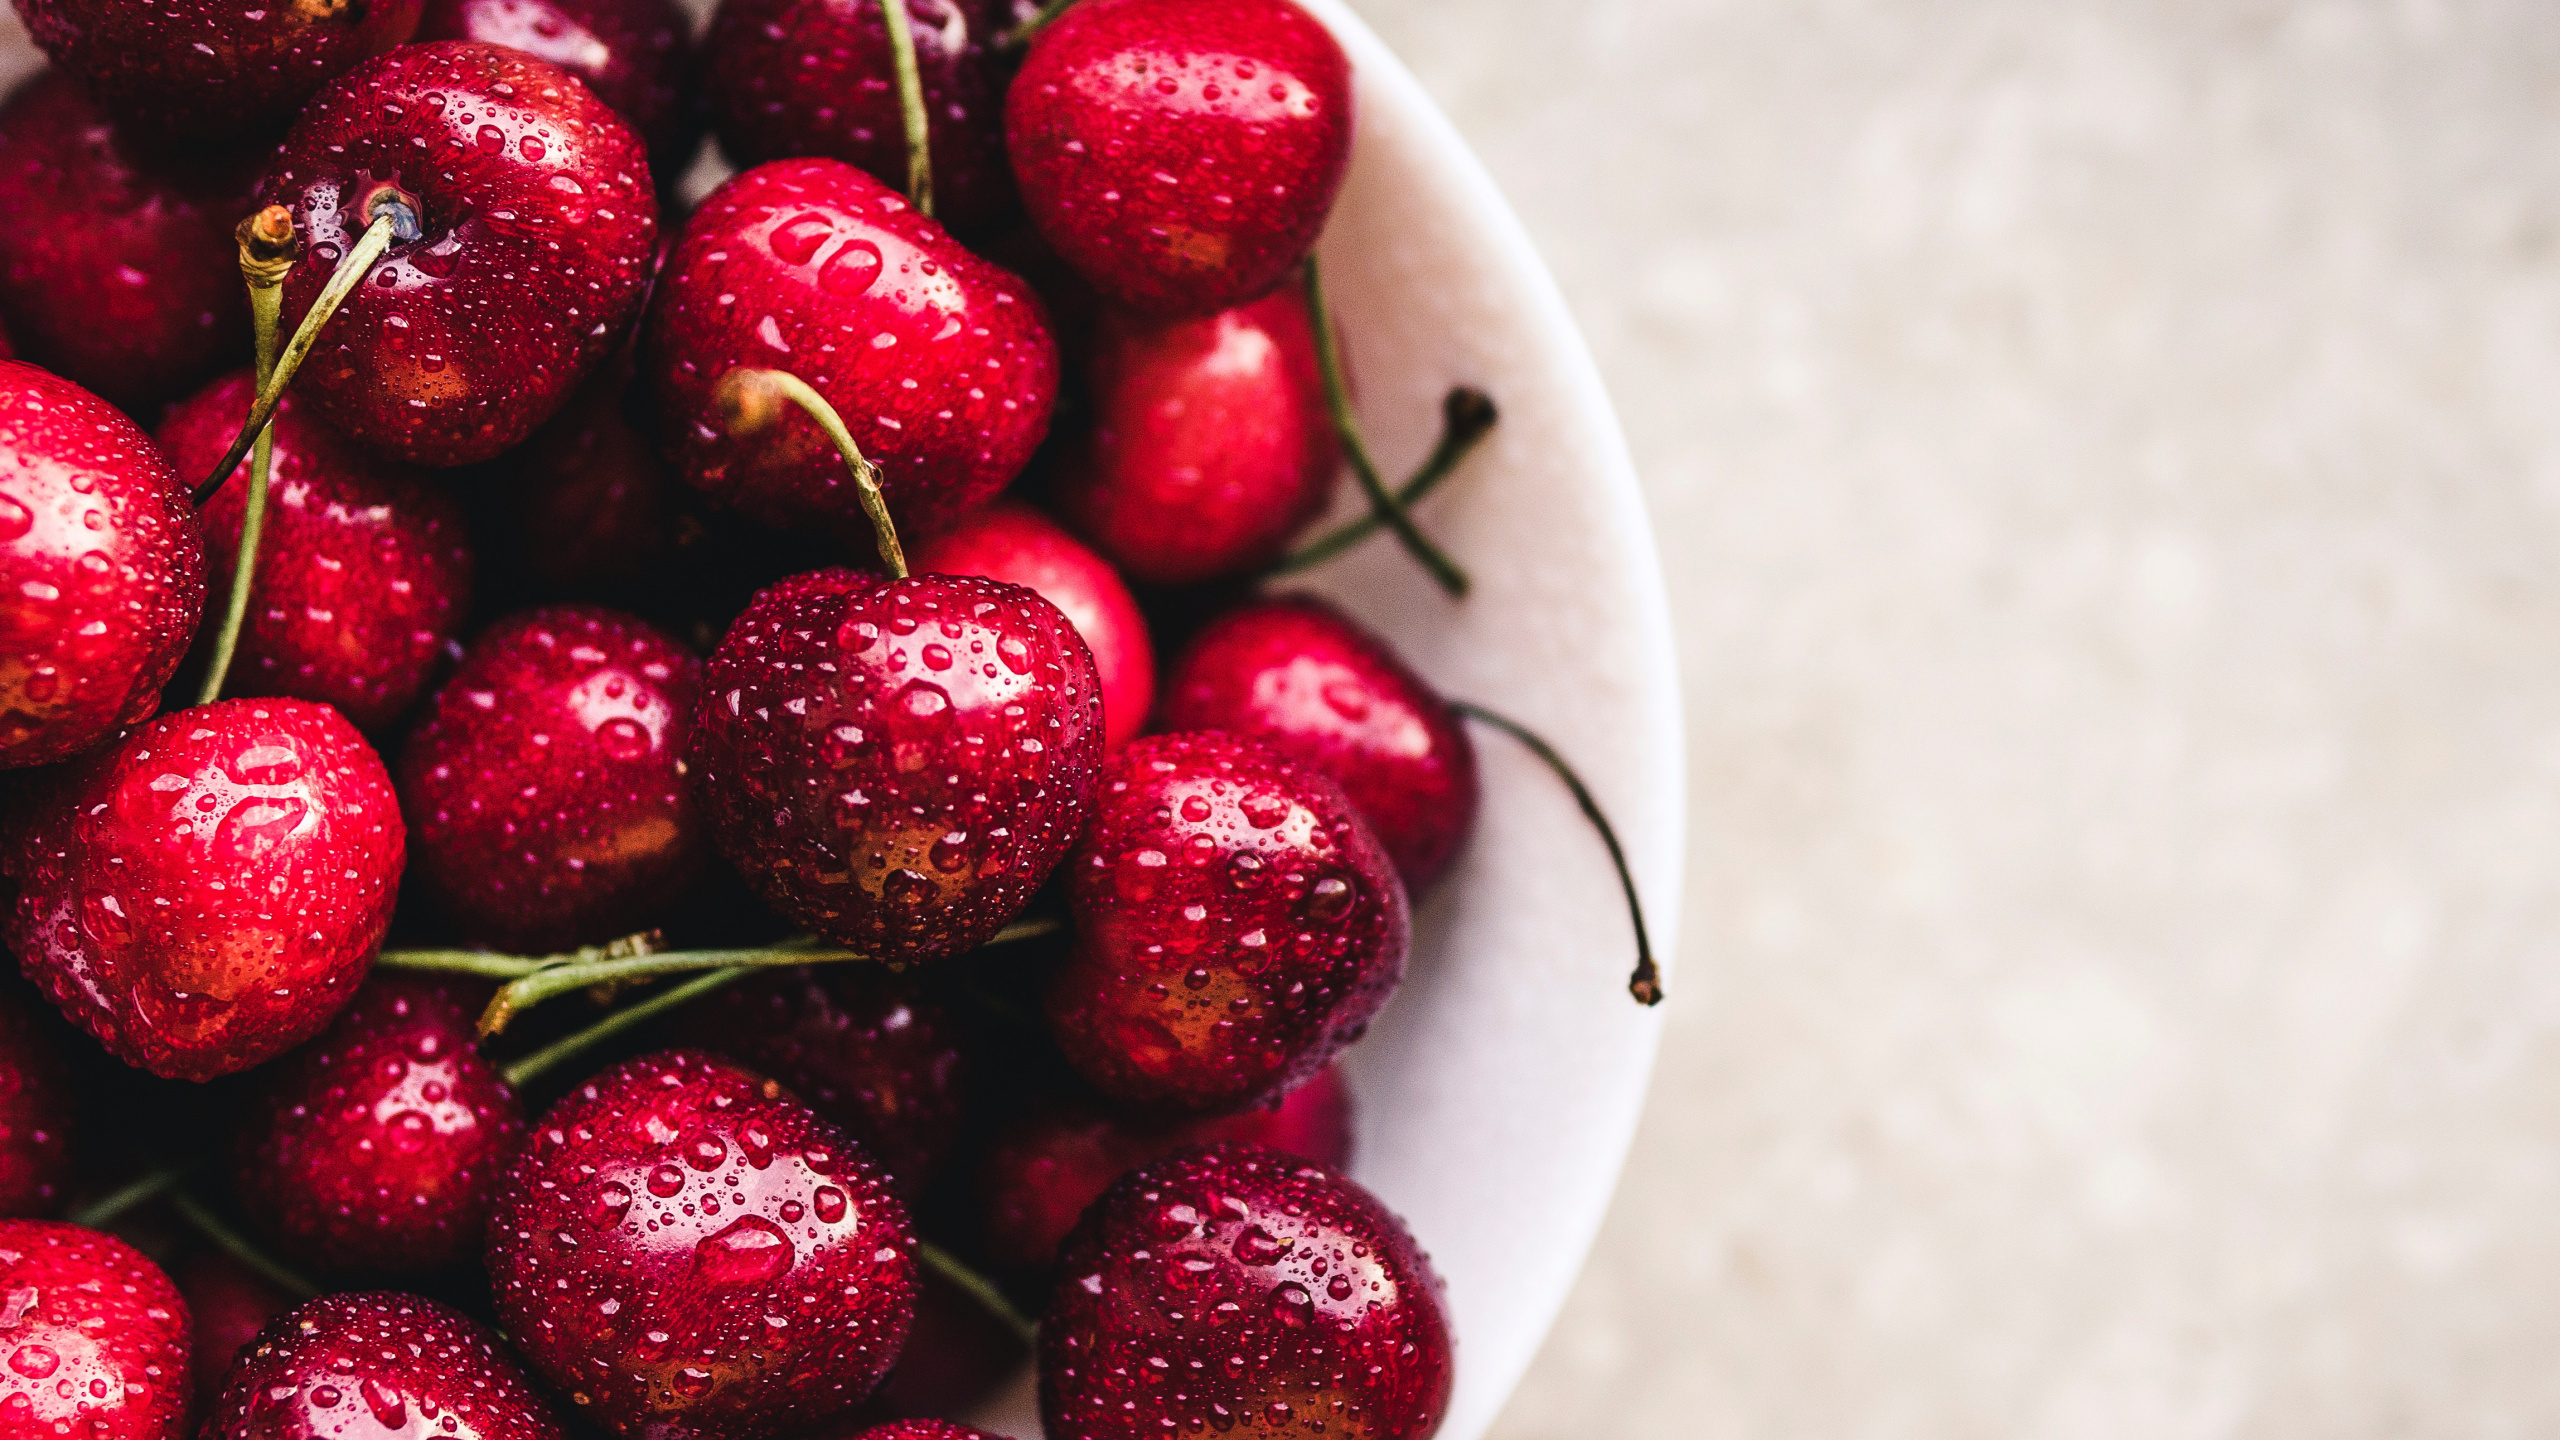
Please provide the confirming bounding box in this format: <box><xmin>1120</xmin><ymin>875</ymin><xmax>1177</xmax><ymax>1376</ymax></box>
<box><xmin>1000</xmin><ymin>0</ymin><xmax>1077</xmax><ymax>48</ymax></box>
<box><xmin>919</xmin><ymin>1240</ymin><xmax>1040</xmax><ymax>1348</ymax></box>
<box><xmin>716</xmin><ymin>367</ymin><xmax>908</xmax><ymax>577</ymax></box>
<box><xmin>196</xmin><ymin>206</ymin><xmax>298</xmax><ymax>705</ymax></box>
<box><xmin>1449</xmin><ymin>701</ymin><xmax>1663</xmax><ymax>1006</ymax></box>
<box><xmin>1276</xmin><ymin>386</ymin><xmax>1497</xmax><ymax>574</ymax></box>
<box><xmin>878</xmin><ymin>0</ymin><xmax>934</xmax><ymax>217</ymax></box>
<box><xmin>499</xmin><ymin>967</ymin><xmax>750</xmax><ymax>1089</ymax></box>
<box><xmin>1303</xmin><ymin>258</ymin><xmax>1470</xmax><ymax>598</ymax></box>
<box><xmin>66</xmin><ymin>1166</ymin><xmax>319</xmax><ymax>1298</ymax></box>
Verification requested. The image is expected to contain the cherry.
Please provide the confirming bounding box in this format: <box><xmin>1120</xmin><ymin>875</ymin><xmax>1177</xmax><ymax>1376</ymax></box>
<box><xmin>977</xmin><ymin>1060</ymin><xmax>1351</xmax><ymax>1271</ymax></box>
<box><xmin>1005</xmin><ymin>0</ymin><xmax>1353</xmax><ymax>316</ymax></box>
<box><xmin>209</xmin><ymin>1292</ymin><xmax>565</xmax><ymax>1440</ymax></box>
<box><xmin>910</xmin><ymin>500</ymin><xmax>1154</xmax><ymax>750</ymax></box>
<box><xmin>418</xmin><ymin>0</ymin><xmax>699</xmax><ymax>169</ymax></box>
<box><xmin>677</xmin><ymin>966</ymin><xmax>967</xmax><ymax>1200</ymax></box>
<box><xmin>0</xmin><ymin>72</ymin><xmax>258</xmax><ymax>414</ymax></box>
<box><xmin>1051</xmin><ymin>291</ymin><xmax>1338</xmax><ymax>587</ymax></box>
<box><xmin>0</xmin><ymin>360</ymin><xmax>207</xmax><ymax>771</ymax></box>
<box><xmin>399</xmin><ymin>605</ymin><xmax>704</xmax><ymax>953</ymax></box>
<box><xmin>3</xmin><ymin>698</ymin><xmax>405</xmax><ymax>1081</ymax></box>
<box><xmin>864</xmin><ymin>1270</ymin><xmax>1025</xmax><ymax>1420</ymax></box>
<box><xmin>157</xmin><ymin>370</ymin><xmax>475</xmax><ymax>732</ymax></box>
<box><xmin>0</xmin><ymin>320</ymin><xmax>13</xmax><ymax>361</ymax></box>
<box><xmin>495</xmin><ymin>369</ymin><xmax>679</xmax><ymax>596</ymax></box>
<box><xmin>0</xmin><ymin>1220</ymin><xmax>191</xmax><ymax>1440</ymax></box>
<box><xmin>258</xmin><ymin>41</ymin><xmax>660</xmax><ymax>467</ymax></box>
<box><xmin>689</xmin><ymin>569</ymin><xmax>1102</xmax><ymax>963</ymax></box>
<box><xmin>231</xmin><ymin>973</ymin><xmax>526</xmax><ymax>1277</ymax></box>
<box><xmin>12</xmin><ymin>0</ymin><xmax>422</xmax><ymax>145</ymax></box>
<box><xmin>0</xmin><ymin>988</ymin><xmax>74</xmax><ymax>1217</ymax></box>
<box><xmin>1038</xmin><ymin>1143</ymin><xmax>1452</xmax><ymax>1440</ymax></box>
<box><xmin>486</xmin><ymin>1049</ymin><xmax>917</xmax><ymax>1440</ymax></box>
<box><xmin>1044</xmin><ymin>730</ymin><xmax>1406</xmax><ymax>1112</ymax></box>
<box><xmin>849</xmin><ymin>1424</ymin><xmax>1001</xmax><ymax>1440</ymax></box>
<box><xmin>699</xmin><ymin>0</ymin><xmax>1025</xmax><ymax>235</ymax></box>
<box><xmin>1159</xmin><ymin>595</ymin><xmax>1477</xmax><ymax>893</ymax></box>
<box><xmin>643</xmin><ymin>159</ymin><xmax>1057</xmax><ymax>546</ymax></box>
<box><xmin>176</xmin><ymin>1251</ymin><xmax>290</xmax><ymax>1416</ymax></box>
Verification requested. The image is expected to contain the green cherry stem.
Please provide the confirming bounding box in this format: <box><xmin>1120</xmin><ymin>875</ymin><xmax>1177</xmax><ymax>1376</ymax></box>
<box><xmin>1000</xmin><ymin>0</ymin><xmax>1078</xmax><ymax>48</ymax></box>
<box><xmin>1448</xmin><ymin>701</ymin><xmax>1662</xmax><ymax>1006</ymax></box>
<box><xmin>1302</xmin><ymin>258</ymin><xmax>1470</xmax><ymax>598</ymax></box>
<box><xmin>716</xmin><ymin>367</ymin><xmax>908</xmax><ymax>578</ymax></box>
<box><xmin>196</xmin><ymin>207</ymin><xmax>298</xmax><ymax>705</ymax></box>
<box><xmin>878</xmin><ymin>0</ymin><xmax>934</xmax><ymax>217</ymax></box>
<box><xmin>167</xmin><ymin>1189</ymin><xmax>320</xmax><ymax>1298</ymax></box>
<box><xmin>1274</xmin><ymin>386</ymin><xmax>1498</xmax><ymax>575</ymax></box>
<box><xmin>66</xmin><ymin>1168</ymin><xmax>185</xmax><ymax>1230</ymax></box>
<box><xmin>918</xmin><ymin>1240</ymin><xmax>1040</xmax><ymax>1348</ymax></box>
<box><xmin>499</xmin><ymin>967</ymin><xmax>752</xmax><ymax>1089</ymax></box>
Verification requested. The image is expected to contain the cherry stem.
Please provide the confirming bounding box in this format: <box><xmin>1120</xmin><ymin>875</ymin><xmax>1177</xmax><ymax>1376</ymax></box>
<box><xmin>1274</xmin><ymin>387</ymin><xmax>1498</xmax><ymax>574</ymax></box>
<box><xmin>1000</xmin><ymin>0</ymin><xmax>1077</xmax><ymax>48</ymax></box>
<box><xmin>66</xmin><ymin>1169</ymin><xmax>183</xmax><ymax>1230</ymax></box>
<box><xmin>918</xmin><ymin>1240</ymin><xmax>1040</xmax><ymax>1348</ymax></box>
<box><xmin>167</xmin><ymin>1189</ymin><xmax>319</xmax><ymax>1298</ymax></box>
<box><xmin>1302</xmin><ymin>259</ymin><xmax>1470</xmax><ymax>598</ymax></box>
<box><xmin>499</xmin><ymin>966</ymin><xmax>751</xmax><ymax>1089</ymax></box>
<box><xmin>190</xmin><ymin>210</ymin><xmax>399</xmax><ymax>506</ymax></box>
<box><xmin>715</xmin><ymin>367</ymin><xmax>908</xmax><ymax>578</ymax></box>
<box><xmin>878</xmin><ymin>0</ymin><xmax>934</xmax><ymax>217</ymax></box>
<box><xmin>195</xmin><ymin>209</ymin><xmax>299</xmax><ymax>705</ymax></box>
<box><xmin>1449</xmin><ymin>701</ymin><xmax>1663</xmax><ymax>1006</ymax></box>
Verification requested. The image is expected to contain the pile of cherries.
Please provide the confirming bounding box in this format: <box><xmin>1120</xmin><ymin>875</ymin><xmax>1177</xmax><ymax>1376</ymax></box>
<box><xmin>0</xmin><ymin>0</ymin><xmax>1656</xmax><ymax>1436</ymax></box>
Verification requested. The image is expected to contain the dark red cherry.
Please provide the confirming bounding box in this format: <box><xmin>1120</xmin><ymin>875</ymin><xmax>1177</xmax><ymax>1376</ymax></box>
<box><xmin>418</xmin><ymin>0</ymin><xmax>698</xmax><ymax>168</ymax></box>
<box><xmin>3</xmin><ymin>698</ymin><xmax>405</xmax><ymax>1081</ymax></box>
<box><xmin>678</xmin><ymin>966</ymin><xmax>966</xmax><ymax>1199</ymax></box>
<box><xmin>11</xmin><ymin>0</ymin><xmax>422</xmax><ymax>144</ymax></box>
<box><xmin>850</xmin><ymin>1424</ymin><xmax>1001</xmax><ymax>1440</ymax></box>
<box><xmin>1044</xmin><ymin>731</ymin><xmax>1406</xmax><ymax>1112</ymax></box>
<box><xmin>690</xmin><ymin>570</ymin><xmax>1101</xmax><ymax>963</ymax></box>
<box><xmin>0</xmin><ymin>361</ymin><xmax>208</xmax><ymax>770</ymax></box>
<box><xmin>399</xmin><ymin>605</ymin><xmax>703</xmax><ymax>952</ymax></box>
<box><xmin>643</xmin><ymin>159</ymin><xmax>1057</xmax><ymax>546</ymax></box>
<box><xmin>1159</xmin><ymin>595</ymin><xmax>1477</xmax><ymax>893</ymax></box>
<box><xmin>0</xmin><ymin>988</ymin><xmax>74</xmax><ymax>1217</ymax></box>
<box><xmin>158</xmin><ymin>371</ymin><xmax>475</xmax><ymax>732</ymax></box>
<box><xmin>1005</xmin><ymin>0</ymin><xmax>1353</xmax><ymax>316</ymax></box>
<box><xmin>0</xmin><ymin>1220</ymin><xmax>190</xmax><ymax>1440</ymax></box>
<box><xmin>259</xmin><ymin>41</ymin><xmax>660</xmax><ymax>466</ymax></box>
<box><xmin>0</xmin><ymin>73</ymin><xmax>260</xmax><ymax>413</ymax></box>
<box><xmin>911</xmin><ymin>500</ymin><xmax>1154</xmax><ymax>751</ymax></box>
<box><xmin>864</xmin><ymin>1270</ymin><xmax>1024</xmax><ymax>1420</ymax></box>
<box><xmin>1039</xmin><ymin>1144</ymin><xmax>1452</xmax><ymax>1440</ymax></box>
<box><xmin>0</xmin><ymin>319</ymin><xmax>14</xmax><ymax>361</ymax></box>
<box><xmin>211</xmin><ymin>1292</ymin><xmax>565</xmax><ymax>1440</ymax></box>
<box><xmin>496</xmin><ymin>369</ymin><xmax>679</xmax><ymax>595</ymax></box>
<box><xmin>486</xmin><ymin>1049</ymin><xmax>917</xmax><ymax>1440</ymax></box>
<box><xmin>232</xmin><ymin>974</ymin><xmax>526</xmax><ymax>1277</ymax></box>
<box><xmin>1050</xmin><ymin>292</ymin><xmax>1338</xmax><ymax>585</ymax></box>
<box><xmin>177</xmin><ymin>1251</ymin><xmax>290</xmax><ymax>1415</ymax></box>
<box><xmin>700</xmin><ymin>0</ymin><xmax>1023</xmax><ymax>235</ymax></box>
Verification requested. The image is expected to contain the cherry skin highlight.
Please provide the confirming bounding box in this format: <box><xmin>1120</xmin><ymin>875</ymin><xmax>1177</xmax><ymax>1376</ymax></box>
<box><xmin>0</xmin><ymin>988</ymin><xmax>74</xmax><ymax>1217</ymax></box>
<box><xmin>11</xmin><ymin>0</ymin><xmax>422</xmax><ymax>144</ymax></box>
<box><xmin>0</xmin><ymin>1220</ymin><xmax>191</xmax><ymax>1440</ymax></box>
<box><xmin>176</xmin><ymin>1252</ymin><xmax>291</xmax><ymax>1416</ymax></box>
<box><xmin>690</xmin><ymin>570</ymin><xmax>1102</xmax><ymax>964</ymax></box>
<box><xmin>3</xmin><ymin>698</ymin><xmax>405</xmax><ymax>1081</ymax></box>
<box><xmin>1045</xmin><ymin>731</ymin><xmax>1407</xmax><ymax>1112</ymax></box>
<box><xmin>486</xmin><ymin>1049</ymin><xmax>917</xmax><ymax>1440</ymax></box>
<box><xmin>0</xmin><ymin>361</ymin><xmax>208</xmax><ymax>771</ymax></box>
<box><xmin>644</xmin><ymin>159</ymin><xmax>1057</xmax><ymax>546</ymax></box>
<box><xmin>232</xmin><ymin>974</ymin><xmax>527</xmax><ymax>1277</ymax></box>
<box><xmin>399</xmin><ymin>605</ymin><xmax>704</xmax><ymax>953</ymax></box>
<box><xmin>418</xmin><ymin>0</ymin><xmax>698</xmax><ymax>168</ymax></box>
<box><xmin>1159</xmin><ymin>595</ymin><xmax>1478</xmax><ymax>893</ymax></box>
<box><xmin>159</xmin><ymin>371</ymin><xmax>475</xmax><ymax>732</ymax></box>
<box><xmin>210</xmin><ymin>1292</ymin><xmax>566</xmax><ymax>1440</ymax></box>
<box><xmin>1052</xmin><ymin>292</ymin><xmax>1339</xmax><ymax>586</ymax></box>
<box><xmin>910</xmin><ymin>500</ymin><xmax>1155</xmax><ymax>750</ymax></box>
<box><xmin>1039</xmin><ymin>1143</ymin><xmax>1453</xmax><ymax>1440</ymax></box>
<box><xmin>1005</xmin><ymin>0</ymin><xmax>1354</xmax><ymax>316</ymax></box>
<box><xmin>260</xmin><ymin>41</ymin><xmax>660</xmax><ymax>466</ymax></box>
<box><xmin>0</xmin><ymin>73</ymin><xmax>259</xmax><ymax>412</ymax></box>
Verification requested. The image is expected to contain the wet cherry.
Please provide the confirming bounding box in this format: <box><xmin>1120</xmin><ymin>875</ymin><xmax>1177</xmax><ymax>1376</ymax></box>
<box><xmin>418</xmin><ymin>0</ymin><xmax>699</xmax><ymax>168</ymax></box>
<box><xmin>0</xmin><ymin>1220</ymin><xmax>190</xmax><ymax>1440</ymax></box>
<box><xmin>11</xmin><ymin>0</ymin><xmax>423</xmax><ymax>144</ymax></box>
<box><xmin>0</xmin><ymin>988</ymin><xmax>74</xmax><ymax>1217</ymax></box>
<box><xmin>210</xmin><ymin>1292</ymin><xmax>564</xmax><ymax>1440</ymax></box>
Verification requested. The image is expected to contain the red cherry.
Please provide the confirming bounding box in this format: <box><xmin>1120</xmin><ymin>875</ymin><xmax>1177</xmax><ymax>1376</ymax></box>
<box><xmin>399</xmin><ymin>605</ymin><xmax>704</xmax><ymax>952</ymax></box>
<box><xmin>1051</xmin><ymin>293</ymin><xmax>1338</xmax><ymax>586</ymax></box>
<box><xmin>486</xmin><ymin>1049</ymin><xmax>917</xmax><ymax>1440</ymax></box>
<box><xmin>690</xmin><ymin>570</ymin><xmax>1102</xmax><ymax>963</ymax></box>
<box><xmin>497</xmin><ymin>369</ymin><xmax>679</xmax><ymax>595</ymax></box>
<box><xmin>700</xmin><ymin>0</ymin><xmax>1025</xmax><ymax>235</ymax></box>
<box><xmin>158</xmin><ymin>371</ymin><xmax>475</xmax><ymax>732</ymax></box>
<box><xmin>1038</xmin><ymin>1144</ymin><xmax>1452</xmax><ymax>1440</ymax></box>
<box><xmin>176</xmin><ymin>1252</ymin><xmax>290</xmax><ymax>1416</ymax></box>
<box><xmin>232</xmin><ymin>974</ymin><xmax>527</xmax><ymax>1276</ymax></box>
<box><xmin>11</xmin><ymin>0</ymin><xmax>420</xmax><ymax>144</ymax></box>
<box><xmin>1005</xmin><ymin>0</ymin><xmax>1353</xmax><ymax>316</ymax></box>
<box><xmin>0</xmin><ymin>989</ymin><xmax>73</xmax><ymax>1217</ymax></box>
<box><xmin>864</xmin><ymin>1269</ymin><xmax>1026</xmax><ymax>1420</ymax></box>
<box><xmin>1044</xmin><ymin>731</ymin><xmax>1406</xmax><ymax>1112</ymax></box>
<box><xmin>0</xmin><ymin>74</ymin><xmax>260</xmax><ymax>412</ymax></box>
<box><xmin>3</xmin><ymin>698</ymin><xmax>405</xmax><ymax>1081</ymax></box>
<box><xmin>418</xmin><ymin>0</ymin><xmax>698</xmax><ymax>168</ymax></box>
<box><xmin>977</xmin><ymin>1060</ymin><xmax>1352</xmax><ymax>1270</ymax></box>
<box><xmin>643</xmin><ymin>159</ymin><xmax>1057</xmax><ymax>546</ymax></box>
<box><xmin>1158</xmin><ymin>595</ymin><xmax>1477</xmax><ymax>892</ymax></box>
<box><xmin>259</xmin><ymin>42</ymin><xmax>660</xmax><ymax>467</ymax></box>
<box><xmin>910</xmin><ymin>500</ymin><xmax>1154</xmax><ymax>750</ymax></box>
<box><xmin>0</xmin><ymin>1221</ymin><xmax>191</xmax><ymax>1440</ymax></box>
<box><xmin>210</xmin><ymin>1293</ymin><xmax>564</xmax><ymax>1440</ymax></box>
<box><xmin>0</xmin><ymin>361</ymin><xmax>208</xmax><ymax>771</ymax></box>
<box><xmin>850</xmin><ymin>1424</ymin><xmax>1003</xmax><ymax>1440</ymax></box>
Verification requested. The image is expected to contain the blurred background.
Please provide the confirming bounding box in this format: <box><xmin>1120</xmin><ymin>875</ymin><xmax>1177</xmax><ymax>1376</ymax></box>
<box><xmin>1376</xmin><ymin>0</ymin><xmax>2560</xmax><ymax>1436</ymax></box>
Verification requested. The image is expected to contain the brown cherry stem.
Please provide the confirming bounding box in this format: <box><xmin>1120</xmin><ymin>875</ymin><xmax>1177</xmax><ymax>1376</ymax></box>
<box><xmin>196</xmin><ymin>207</ymin><xmax>299</xmax><ymax>705</ymax></box>
<box><xmin>1449</xmin><ymin>701</ymin><xmax>1663</xmax><ymax>1006</ymax></box>
<box><xmin>716</xmin><ymin>367</ymin><xmax>908</xmax><ymax>577</ymax></box>
<box><xmin>1000</xmin><ymin>0</ymin><xmax>1078</xmax><ymax>48</ymax></box>
<box><xmin>878</xmin><ymin>0</ymin><xmax>934</xmax><ymax>217</ymax></box>
<box><xmin>918</xmin><ymin>1240</ymin><xmax>1040</xmax><ymax>1347</ymax></box>
<box><xmin>1302</xmin><ymin>258</ymin><xmax>1470</xmax><ymax>598</ymax></box>
<box><xmin>1275</xmin><ymin>387</ymin><xmax>1497</xmax><ymax>574</ymax></box>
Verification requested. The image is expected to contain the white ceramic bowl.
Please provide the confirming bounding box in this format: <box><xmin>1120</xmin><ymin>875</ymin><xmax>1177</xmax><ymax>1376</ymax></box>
<box><xmin>0</xmin><ymin>3</ymin><xmax>1684</xmax><ymax>1433</ymax></box>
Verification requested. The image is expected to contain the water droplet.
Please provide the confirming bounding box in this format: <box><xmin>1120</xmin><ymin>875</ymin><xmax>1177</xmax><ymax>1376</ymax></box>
<box><xmin>881</xmin><ymin>868</ymin><xmax>935</xmax><ymax>907</ymax></box>
<box><xmin>590</xmin><ymin>1182</ymin><xmax>632</xmax><ymax>1228</ymax></box>
<box><xmin>1181</xmin><ymin>795</ymin><xmax>1213</xmax><ymax>823</ymax></box>
<box><xmin>928</xmin><ymin>832</ymin><xmax>971</xmax><ymax>872</ymax></box>
<box><xmin>686</xmin><ymin>1135</ymin><xmax>727</xmax><ymax>1171</ymax></box>
<box><xmin>811</xmin><ymin>1186</ymin><xmax>848</xmax><ymax>1224</ymax></box>
<box><xmin>1304</xmin><ymin>876</ymin><xmax>1356</xmax><ymax>921</ymax></box>
<box><xmin>1269</xmin><ymin>1283</ymin><xmax>1313</xmax><ymax>1327</ymax></box>
<box><xmin>595</xmin><ymin>716</ymin><xmax>650</xmax><ymax>759</ymax></box>
<box><xmin>1234</xmin><ymin>1226</ymin><xmax>1290</xmax><ymax>1265</ymax></box>
<box><xmin>385</xmin><ymin>1109</ymin><xmax>432</xmax><ymax>1155</ymax></box>
<box><xmin>646</xmin><ymin>1164</ymin><xmax>685</xmax><ymax>1198</ymax></box>
<box><xmin>691</xmin><ymin>1216</ymin><xmax>795</xmax><ymax>1286</ymax></box>
<box><xmin>360</xmin><ymin>1378</ymin><xmax>405</xmax><ymax>1428</ymax></box>
<box><xmin>1240</xmin><ymin>791</ymin><xmax>1291</xmax><ymax>829</ymax></box>
<box><xmin>8</xmin><ymin>1345</ymin><xmax>57</xmax><ymax>1379</ymax></box>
